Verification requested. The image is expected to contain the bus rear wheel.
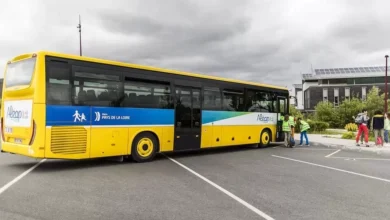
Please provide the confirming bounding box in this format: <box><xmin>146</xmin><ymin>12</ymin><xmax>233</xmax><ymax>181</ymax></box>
<box><xmin>131</xmin><ymin>132</ymin><xmax>158</xmax><ymax>162</ymax></box>
<box><xmin>258</xmin><ymin>129</ymin><xmax>271</xmax><ymax>148</ymax></box>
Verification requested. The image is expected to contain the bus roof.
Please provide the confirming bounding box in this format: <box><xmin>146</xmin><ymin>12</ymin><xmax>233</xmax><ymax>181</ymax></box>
<box><xmin>12</xmin><ymin>51</ymin><xmax>289</xmax><ymax>91</ymax></box>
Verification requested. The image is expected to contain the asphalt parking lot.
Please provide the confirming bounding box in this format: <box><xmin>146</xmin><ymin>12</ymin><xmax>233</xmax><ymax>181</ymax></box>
<box><xmin>1</xmin><ymin>143</ymin><xmax>390</xmax><ymax>220</ymax></box>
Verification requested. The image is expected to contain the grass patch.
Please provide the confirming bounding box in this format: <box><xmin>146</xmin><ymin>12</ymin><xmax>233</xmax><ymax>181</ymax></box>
<box><xmin>306</xmin><ymin>130</ymin><xmax>344</xmax><ymax>135</ymax></box>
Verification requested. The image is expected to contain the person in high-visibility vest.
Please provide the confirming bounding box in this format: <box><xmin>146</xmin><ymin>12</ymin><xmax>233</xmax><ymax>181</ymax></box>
<box><xmin>297</xmin><ymin>117</ymin><xmax>310</xmax><ymax>146</ymax></box>
<box><xmin>282</xmin><ymin>114</ymin><xmax>295</xmax><ymax>147</ymax></box>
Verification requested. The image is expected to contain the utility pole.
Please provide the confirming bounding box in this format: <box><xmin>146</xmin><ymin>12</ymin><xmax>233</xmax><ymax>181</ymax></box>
<box><xmin>386</xmin><ymin>55</ymin><xmax>389</xmax><ymax>112</ymax></box>
<box><xmin>77</xmin><ymin>15</ymin><xmax>82</xmax><ymax>56</ymax></box>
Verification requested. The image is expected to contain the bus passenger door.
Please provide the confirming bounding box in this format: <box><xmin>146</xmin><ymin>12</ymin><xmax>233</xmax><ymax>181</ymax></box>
<box><xmin>174</xmin><ymin>86</ymin><xmax>201</xmax><ymax>151</ymax></box>
<box><xmin>276</xmin><ymin>96</ymin><xmax>287</xmax><ymax>142</ymax></box>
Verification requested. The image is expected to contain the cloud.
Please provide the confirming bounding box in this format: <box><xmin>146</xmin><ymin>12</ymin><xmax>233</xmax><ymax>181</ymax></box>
<box><xmin>0</xmin><ymin>0</ymin><xmax>390</xmax><ymax>89</ymax></box>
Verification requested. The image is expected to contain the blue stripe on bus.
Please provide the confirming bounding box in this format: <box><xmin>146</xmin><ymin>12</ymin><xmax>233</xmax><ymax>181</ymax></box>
<box><xmin>46</xmin><ymin>105</ymin><xmax>175</xmax><ymax>126</ymax></box>
<box><xmin>201</xmin><ymin>110</ymin><xmax>249</xmax><ymax>124</ymax></box>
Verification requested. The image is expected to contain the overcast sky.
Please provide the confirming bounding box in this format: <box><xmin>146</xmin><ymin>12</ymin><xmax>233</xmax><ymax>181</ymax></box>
<box><xmin>1</xmin><ymin>0</ymin><xmax>390</xmax><ymax>90</ymax></box>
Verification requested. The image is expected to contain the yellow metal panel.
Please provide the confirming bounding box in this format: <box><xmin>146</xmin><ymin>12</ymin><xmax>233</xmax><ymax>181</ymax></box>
<box><xmin>212</xmin><ymin>126</ymin><xmax>222</xmax><ymax>147</ymax></box>
<box><xmin>202</xmin><ymin>125</ymin><xmax>278</xmax><ymax>148</ymax></box>
<box><xmin>160</xmin><ymin>126</ymin><xmax>174</xmax><ymax>152</ymax></box>
<box><xmin>90</xmin><ymin>127</ymin><xmax>129</xmax><ymax>158</ymax></box>
<box><xmin>220</xmin><ymin>126</ymin><xmax>258</xmax><ymax>146</ymax></box>
<box><xmin>200</xmin><ymin>125</ymin><xmax>213</xmax><ymax>148</ymax></box>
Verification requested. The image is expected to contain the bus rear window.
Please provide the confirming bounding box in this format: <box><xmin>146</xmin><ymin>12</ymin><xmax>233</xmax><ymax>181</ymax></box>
<box><xmin>5</xmin><ymin>57</ymin><xmax>36</xmax><ymax>88</ymax></box>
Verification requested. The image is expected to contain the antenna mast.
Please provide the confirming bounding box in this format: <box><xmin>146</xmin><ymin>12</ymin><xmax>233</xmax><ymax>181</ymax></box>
<box><xmin>77</xmin><ymin>15</ymin><xmax>82</xmax><ymax>56</ymax></box>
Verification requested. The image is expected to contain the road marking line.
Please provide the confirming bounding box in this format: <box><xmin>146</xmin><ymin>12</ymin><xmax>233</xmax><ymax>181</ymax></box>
<box><xmin>330</xmin><ymin>156</ymin><xmax>390</xmax><ymax>161</ymax></box>
<box><xmin>272</xmin><ymin>155</ymin><xmax>390</xmax><ymax>183</ymax></box>
<box><xmin>0</xmin><ymin>159</ymin><xmax>46</xmax><ymax>196</ymax></box>
<box><xmin>325</xmin><ymin>149</ymin><xmax>341</xmax><ymax>157</ymax></box>
<box><xmin>294</xmin><ymin>148</ymin><xmax>335</xmax><ymax>151</ymax></box>
<box><xmin>166</xmin><ymin>156</ymin><xmax>274</xmax><ymax>220</ymax></box>
<box><xmin>273</xmin><ymin>146</ymin><xmax>332</xmax><ymax>150</ymax></box>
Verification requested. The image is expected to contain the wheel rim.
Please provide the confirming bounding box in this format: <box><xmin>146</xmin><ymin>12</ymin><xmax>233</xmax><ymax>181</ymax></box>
<box><xmin>262</xmin><ymin>132</ymin><xmax>269</xmax><ymax>144</ymax></box>
<box><xmin>136</xmin><ymin>138</ymin><xmax>154</xmax><ymax>158</ymax></box>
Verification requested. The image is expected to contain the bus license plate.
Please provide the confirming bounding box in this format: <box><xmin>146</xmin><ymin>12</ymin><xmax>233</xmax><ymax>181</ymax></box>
<box><xmin>14</xmin><ymin>138</ymin><xmax>22</xmax><ymax>144</ymax></box>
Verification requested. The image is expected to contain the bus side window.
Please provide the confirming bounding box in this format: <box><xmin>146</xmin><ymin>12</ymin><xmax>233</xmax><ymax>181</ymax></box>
<box><xmin>222</xmin><ymin>90</ymin><xmax>244</xmax><ymax>111</ymax></box>
<box><xmin>246</xmin><ymin>90</ymin><xmax>274</xmax><ymax>112</ymax></box>
<box><xmin>46</xmin><ymin>60</ymin><xmax>72</xmax><ymax>105</ymax></box>
<box><xmin>72</xmin><ymin>69</ymin><xmax>121</xmax><ymax>107</ymax></box>
<box><xmin>203</xmin><ymin>87</ymin><xmax>222</xmax><ymax>110</ymax></box>
<box><xmin>123</xmin><ymin>79</ymin><xmax>172</xmax><ymax>109</ymax></box>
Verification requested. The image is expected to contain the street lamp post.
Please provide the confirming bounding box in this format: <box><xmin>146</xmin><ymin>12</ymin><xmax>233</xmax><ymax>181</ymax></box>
<box><xmin>386</xmin><ymin>55</ymin><xmax>389</xmax><ymax>113</ymax></box>
<box><xmin>77</xmin><ymin>15</ymin><xmax>82</xmax><ymax>56</ymax></box>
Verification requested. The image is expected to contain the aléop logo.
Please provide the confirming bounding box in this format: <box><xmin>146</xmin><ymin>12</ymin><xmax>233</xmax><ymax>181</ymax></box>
<box><xmin>257</xmin><ymin>114</ymin><xmax>274</xmax><ymax>123</ymax></box>
<box><xmin>6</xmin><ymin>105</ymin><xmax>29</xmax><ymax>122</ymax></box>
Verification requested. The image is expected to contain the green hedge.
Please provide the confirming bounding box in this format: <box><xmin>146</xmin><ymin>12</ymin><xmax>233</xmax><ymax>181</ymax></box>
<box><xmin>307</xmin><ymin>120</ymin><xmax>329</xmax><ymax>132</ymax></box>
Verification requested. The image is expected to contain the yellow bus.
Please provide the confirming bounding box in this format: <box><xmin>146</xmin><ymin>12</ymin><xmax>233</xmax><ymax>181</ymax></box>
<box><xmin>1</xmin><ymin>51</ymin><xmax>290</xmax><ymax>162</ymax></box>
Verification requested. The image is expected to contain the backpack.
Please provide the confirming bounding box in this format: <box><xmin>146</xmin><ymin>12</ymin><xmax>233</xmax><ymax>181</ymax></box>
<box><xmin>355</xmin><ymin>114</ymin><xmax>363</xmax><ymax>124</ymax></box>
<box><xmin>377</xmin><ymin>137</ymin><xmax>383</xmax><ymax>145</ymax></box>
<box><xmin>289</xmin><ymin>136</ymin><xmax>295</xmax><ymax>147</ymax></box>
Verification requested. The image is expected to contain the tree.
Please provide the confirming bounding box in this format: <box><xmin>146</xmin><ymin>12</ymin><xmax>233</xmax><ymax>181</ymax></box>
<box><xmin>337</xmin><ymin>97</ymin><xmax>365</xmax><ymax>126</ymax></box>
<box><xmin>289</xmin><ymin>104</ymin><xmax>303</xmax><ymax>119</ymax></box>
<box><xmin>365</xmin><ymin>86</ymin><xmax>385</xmax><ymax>116</ymax></box>
<box><xmin>314</xmin><ymin>101</ymin><xmax>339</xmax><ymax>128</ymax></box>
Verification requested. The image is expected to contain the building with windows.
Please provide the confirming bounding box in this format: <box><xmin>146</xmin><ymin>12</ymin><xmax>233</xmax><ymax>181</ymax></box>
<box><xmin>292</xmin><ymin>84</ymin><xmax>303</xmax><ymax>109</ymax></box>
<box><xmin>297</xmin><ymin>66</ymin><xmax>389</xmax><ymax>111</ymax></box>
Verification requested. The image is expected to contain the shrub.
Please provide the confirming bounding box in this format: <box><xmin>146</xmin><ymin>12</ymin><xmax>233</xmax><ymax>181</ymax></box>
<box><xmin>307</xmin><ymin>120</ymin><xmax>329</xmax><ymax>132</ymax></box>
<box><xmin>344</xmin><ymin>123</ymin><xmax>358</xmax><ymax>132</ymax></box>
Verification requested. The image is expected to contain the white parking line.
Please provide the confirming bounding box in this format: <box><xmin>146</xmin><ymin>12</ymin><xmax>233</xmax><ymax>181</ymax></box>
<box><xmin>274</xmin><ymin>146</ymin><xmax>333</xmax><ymax>150</ymax></box>
<box><xmin>330</xmin><ymin>156</ymin><xmax>390</xmax><ymax>161</ymax></box>
<box><xmin>272</xmin><ymin>155</ymin><xmax>390</xmax><ymax>183</ymax></box>
<box><xmin>294</xmin><ymin>148</ymin><xmax>335</xmax><ymax>151</ymax></box>
<box><xmin>166</xmin><ymin>156</ymin><xmax>274</xmax><ymax>220</ymax></box>
<box><xmin>0</xmin><ymin>159</ymin><xmax>46</xmax><ymax>196</ymax></box>
<box><xmin>325</xmin><ymin>149</ymin><xmax>341</xmax><ymax>157</ymax></box>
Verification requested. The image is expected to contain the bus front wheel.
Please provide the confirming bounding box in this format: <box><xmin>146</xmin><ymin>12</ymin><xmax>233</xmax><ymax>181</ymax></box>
<box><xmin>258</xmin><ymin>129</ymin><xmax>271</xmax><ymax>148</ymax></box>
<box><xmin>131</xmin><ymin>132</ymin><xmax>158</xmax><ymax>162</ymax></box>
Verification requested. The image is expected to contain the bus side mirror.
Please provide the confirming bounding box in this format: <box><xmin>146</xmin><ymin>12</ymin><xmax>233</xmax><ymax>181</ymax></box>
<box><xmin>289</xmin><ymin>96</ymin><xmax>298</xmax><ymax>107</ymax></box>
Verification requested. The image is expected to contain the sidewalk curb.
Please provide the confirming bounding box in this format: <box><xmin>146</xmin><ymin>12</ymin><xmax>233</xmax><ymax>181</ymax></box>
<box><xmin>311</xmin><ymin>141</ymin><xmax>390</xmax><ymax>156</ymax></box>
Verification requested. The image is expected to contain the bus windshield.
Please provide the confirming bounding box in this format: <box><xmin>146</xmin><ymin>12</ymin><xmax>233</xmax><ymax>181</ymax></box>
<box><xmin>5</xmin><ymin>57</ymin><xmax>36</xmax><ymax>88</ymax></box>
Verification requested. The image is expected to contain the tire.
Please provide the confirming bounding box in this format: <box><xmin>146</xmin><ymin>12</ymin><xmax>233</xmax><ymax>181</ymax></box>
<box><xmin>258</xmin><ymin>129</ymin><xmax>271</xmax><ymax>148</ymax></box>
<box><xmin>131</xmin><ymin>132</ymin><xmax>158</xmax><ymax>162</ymax></box>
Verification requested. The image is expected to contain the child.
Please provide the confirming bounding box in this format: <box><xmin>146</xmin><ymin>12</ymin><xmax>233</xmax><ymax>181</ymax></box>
<box><xmin>297</xmin><ymin>118</ymin><xmax>310</xmax><ymax>146</ymax></box>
